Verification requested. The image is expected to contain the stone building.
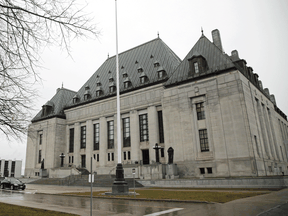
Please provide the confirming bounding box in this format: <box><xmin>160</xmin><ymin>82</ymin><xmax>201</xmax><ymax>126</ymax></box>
<box><xmin>0</xmin><ymin>159</ymin><xmax>22</xmax><ymax>178</ymax></box>
<box><xmin>25</xmin><ymin>29</ymin><xmax>288</xmax><ymax>179</ymax></box>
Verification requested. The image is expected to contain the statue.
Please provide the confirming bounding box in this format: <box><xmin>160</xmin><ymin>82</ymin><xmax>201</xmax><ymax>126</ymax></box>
<box><xmin>41</xmin><ymin>159</ymin><xmax>45</xmax><ymax>169</ymax></box>
<box><xmin>167</xmin><ymin>147</ymin><xmax>174</xmax><ymax>164</ymax></box>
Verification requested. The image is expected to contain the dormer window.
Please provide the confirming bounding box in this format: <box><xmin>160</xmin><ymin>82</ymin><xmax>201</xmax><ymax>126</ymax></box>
<box><xmin>41</xmin><ymin>101</ymin><xmax>54</xmax><ymax>117</ymax></box>
<box><xmin>157</xmin><ymin>66</ymin><xmax>166</xmax><ymax>79</ymax></box>
<box><xmin>188</xmin><ymin>54</ymin><xmax>208</xmax><ymax>76</ymax></box>
<box><xmin>124</xmin><ymin>82</ymin><xmax>130</xmax><ymax>88</ymax></box>
<box><xmin>154</xmin><ymin>61</ymin><xmax>160</xmax><ymax>68</ymax></box>
<box><xmin>194</xmin><ymin>62</ymin><xmax>199</xmax><ymax>73</ymax></box>
<box><xmin>139</xmin><ymin>72</ymin><xmax>148</xmax><ymax>84</ymax></box>
<box><xmin>122</xmin><ymin>72</ymin><xmax>128</xmax><ymax>78</ymax></box>
<box><xmin>109</xmin><ymin>86</ymin><xmax>116</xmax><ymax>93</ymax></box>
<box><xmin>96</xmin><ymin>81</ymin><xmax>101</xmax><ymax>86</ymax></box>
<box><xmin>84</xmin><ymin>91</ymin><xmax>91</xmax><ymax>100</ymax></box>
<box><xmin>73</xmin><ymin>95</ymin><xmax>80</xmax><ymax>104</ymax></box>
<box><xmin>96</xmin><ymin>90</ymin><xmax>102</xmax><ymax>97</ymax></box>
<box><xmin>109</xmin><ymin>77</ymin><xmax>114</xmax><ymax>82</ymax></box>
<box><xmin>137</xmin><ymin>67</ymin><xmax>143</xmax><ymax>73</ymax></box>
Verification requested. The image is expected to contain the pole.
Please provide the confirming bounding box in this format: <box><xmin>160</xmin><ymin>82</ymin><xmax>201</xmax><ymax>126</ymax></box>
<box><xmin>115</xmin><ymin>0</ymin><xmax>121</xmax><ymax>163</ymax></box>
<box><xmin>90</xmin><ymin>157</ymin><xmax>92</xmax><ymax>216</ymax></box>
<box><xmin>133</xmin><ymin>173</ymin><xmax>135</xmax><ymax>198</ymax></box>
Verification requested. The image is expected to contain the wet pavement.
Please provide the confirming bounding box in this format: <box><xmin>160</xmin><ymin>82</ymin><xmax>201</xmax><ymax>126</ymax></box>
<box><xmin>0</xmin><ymin>184</ymin><xmax>288</xmax><ymax>215</ymax></box>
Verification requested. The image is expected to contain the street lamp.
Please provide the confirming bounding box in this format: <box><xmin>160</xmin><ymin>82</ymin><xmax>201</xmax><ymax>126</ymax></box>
<box><xmin>153</xmin><ymin>143</ymin><xmax>162</xmax><ymax>163</ymax></box>
<box><xmin>59</xmin><ymin>153</ymin><xmax>65</xmax><ymax>167</ymax></box>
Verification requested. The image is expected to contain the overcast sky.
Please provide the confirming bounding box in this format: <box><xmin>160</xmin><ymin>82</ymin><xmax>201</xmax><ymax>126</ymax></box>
<box><xmin>1</xmin><ymin>0</ymin><xmax>288</xmax><ymax>174</ymax></box>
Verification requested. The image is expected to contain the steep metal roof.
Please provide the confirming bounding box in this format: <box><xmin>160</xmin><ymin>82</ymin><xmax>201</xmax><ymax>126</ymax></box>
<box><xmin>32</xmin><ymin>88</ymin><xmax>76</xmax><ymax>122</ymax></box>
<box><xmin>165</xmin><ymin>35</ymin><xmax>235</xmax><ymax>86</ymax></box>
<box><xmin>65</xmin><ymin>38</ymin><xmax>181</xmax><ymax>108</ymax></box>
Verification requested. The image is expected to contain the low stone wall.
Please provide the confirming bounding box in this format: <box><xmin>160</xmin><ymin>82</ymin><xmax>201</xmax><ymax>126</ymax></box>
<box><xmin>49</xmin><ymin>167</ymin><xmax>80</xmax><ymax>178</ymax></box>
<box><xmin>137</xmin><ymin>176</ymin><xmax>288</xmax><ymax>188</ymax></box>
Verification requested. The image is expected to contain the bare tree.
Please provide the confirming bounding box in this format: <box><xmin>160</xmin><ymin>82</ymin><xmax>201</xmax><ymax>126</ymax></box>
<box><xmin>0</xmin><ymin>0</ymin><xmax>99</xmax><ymax>140</ymax></box>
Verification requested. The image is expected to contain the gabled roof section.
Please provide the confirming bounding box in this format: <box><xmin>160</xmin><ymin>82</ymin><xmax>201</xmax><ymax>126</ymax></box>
<box><xmin>165</xmin><ymin>35</ymin><xmax>235</xmax><ymax>86</ymax></box>
<box><xmin>65</xmin><ymin>38</ymin><xmax>181</xmax><ymax>108</ymax></box>
<box><xmin>32</xmin><ymin>87</ymin><xmax>76</xmax><ymax>123</ymax></box>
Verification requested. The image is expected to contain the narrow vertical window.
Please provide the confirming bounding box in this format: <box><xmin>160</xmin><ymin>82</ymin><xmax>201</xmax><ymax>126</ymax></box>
<box><xmin>38</xmin><ymin>150</ymin><xmax>42</xmax><ymax>163</ymax></box>
<box><xmin>69</xmin><ymin>128</ymin><xmax>74</xmax><ymax>153</ymax></box>
<box><xmin>124</xmin><ymin>152</ymin><xmax>127</xmax><ymax>160</ymax></box>
<box><xmin>107</xmin><ymin>121</ymin><xmax>114</xmax><ymax>149</ymax></box>
<box><xmin>72</xmin><ymin>156</ymin><xmax>74</xmax><ymax>163</ymax></box>
<box><xmin>158</xmin><ymin>111</ymin><xmax>164</xmax><ymax>143</ymax></box>
<box><xmin>196</xmin><ymin>103</ymin><xmax>205</xmax><ymax>120</ymax></box>
<box><xmin>123</xmin><ymin>117</ymin><xmax>131</xmax><ymax>147</ymax></box>
<box><xmin>11</xmin><ymin>161</ymin><xmax>15</xmax><ymax>177</ymax></box>
<box><xmin>128</xmin><ymin>151</ymin><xmax>131</xmax><ymax>160</ymax></box>
<box><xmin>108</xmin><ymin>153</ymin><xmax>110</xmax><ymax>161</ymax></box>
<box><xmin>94</xmin><ymin>123</ymin><xmax>100</xmax><ymax>150</ymax></box>
<box><xmin>69</xmin><ymin>156</ymin><xmax>71</xmax><ymax>163</ymax></box>
<box><xmin>97</xmin><ymin>154</ymin><xmax>99</xmax><ymax>162</ymax></box>
<box><xmin>80</xmin><ymin>126</ymin><xmax>86</xmax><ymax>149</ymax></box>
<box><xmin>161</xmin><ymin>148</ymin><xmax>164</xmax><ymax>157</ymax></box>
<box><xmin>39</xmin><ymin>134</ymin><xmax>42</xmax><ymax>145</ymax></box>
<box><xmin>81</xmin><ymin>155</ymin><xmax>86</xmax><ymax>168</ymax></box>
<box><xmin>199</xmin><ymin>129</ymin><xmax>209</xmax><ymax>152</ymax></box>
<box><xmin>112</xmin><ymin>152</ymin><xmax>114</xmax><ymax>161</ymax></box>
<box><xmin>139</xmin><ymin>114</ymin><xmax>149</xmax><ymax>142</ymax></box>
<box><xmin>194</xmin><ymin>62</ymin><xmax>199</xmax><ymax>73</ymax></box>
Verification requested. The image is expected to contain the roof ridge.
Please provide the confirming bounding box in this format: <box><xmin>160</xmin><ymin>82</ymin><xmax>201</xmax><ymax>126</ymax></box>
<box><xmin>107</xmin><ymin>37</ymin><xmax>162</xmax><ymax>60</ymax></box>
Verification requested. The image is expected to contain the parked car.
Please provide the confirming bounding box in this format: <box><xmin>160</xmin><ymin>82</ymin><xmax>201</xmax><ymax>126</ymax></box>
<box><xmin>0</xmin><ymin>178</ymin><xmax>26</xmax><ymax>190</ymax></box>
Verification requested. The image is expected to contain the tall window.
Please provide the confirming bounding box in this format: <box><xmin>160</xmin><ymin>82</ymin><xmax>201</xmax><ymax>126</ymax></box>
<box><xmin>139</xmin><ymin>114</ymin><xmax>149</xmax><ymax>142</ymax></box>
<box><xmin>39</xmin><ymin>134</ymin><xmax>42</xmax><ymax>145</ymax></box>
<box><xmin>107</xmin><ymin>121</ymin><xmax>114</xmax><ymax>149</ymax></box>
<box><xmin>81</xmin><ymin>155</ymin><xmax>86</xmax><ymax>168</ymax></box>
<box><xmin>199</xmin><ymin>129</ymin><xmax>209</xmax><ymax>152</ymax></box>
<box><xmin>69</xmin><ymin>128</ymin><xmax>74</xmax><ymax>153</ymax></box>
<box><xmin>80</xmin><ymin>126</ymin><xmax>86</xmax><ymax>149</ymax></box>
<box><xmin>196</xmin><ymin>103</ymin><xmax>205</xmax><ymax>120</ymax></box>
<box><xmin>94</xmin><ymin>123</ymin><xmax>100</xmax><ymax>150</ymax></box>
<box><xmin>194</xmin><ymin>62</ymin><xmax>199</xmax><ymax>73</ymax></box>
<box><xmin>123</xmin><ymin>118</ymin><xmax>131</xmax><ymax>147</ymax></box>
<box><xmin>38</xmin><ymin>150</ymin><xmax>42</xmax><ymax>163</ymax></box>
<box><xmin>158</xmin><ymin>111</ymin><xmax>164</xmax><ymax>143</ymax></box>
<box><xmin>11</xmin><ymin>161</ymin><xmax>15</xmax><ymax>177</ymax></box>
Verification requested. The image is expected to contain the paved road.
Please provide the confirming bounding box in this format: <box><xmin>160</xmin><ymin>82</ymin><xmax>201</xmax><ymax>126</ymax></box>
<box><xmin>0</xmin><ymin>185</ymin><xmax>288</xmax><ymax>215</ymax></box>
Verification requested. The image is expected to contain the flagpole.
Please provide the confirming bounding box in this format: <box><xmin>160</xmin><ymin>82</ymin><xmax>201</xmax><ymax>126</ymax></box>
<box><xmin>110</xmin><ymin>0</ymin><xmax>129</xmax><ymax>195</ymax></box>
<box><xmin>115</xmin><ymin>0</ymin><xmax>121</xmax><ymax>164</ymax></box>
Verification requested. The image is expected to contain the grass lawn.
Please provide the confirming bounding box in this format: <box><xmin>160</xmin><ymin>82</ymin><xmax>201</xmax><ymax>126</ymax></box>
<box><xmin>0</xmin><ymin>202</ymin><xmax>78</xmax><ymax>216</ymax></box>
<box><xmin>63</xmin><ymin>189</ymin><xmax>270</xmax><ymax>203</ymax></box>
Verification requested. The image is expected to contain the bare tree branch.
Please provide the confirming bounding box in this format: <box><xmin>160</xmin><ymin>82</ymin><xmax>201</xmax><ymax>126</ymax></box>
<box><xmin>0</xmin><ymin>0</ymin><xmax>99</xmax><ymax>140</ymax></box>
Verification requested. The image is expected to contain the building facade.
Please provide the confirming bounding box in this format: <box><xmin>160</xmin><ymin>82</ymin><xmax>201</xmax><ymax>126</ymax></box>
<box><xmin>0</xmin><ymin>159</ymin><xmax>22</xmax><ymax>178</ymax></box>
<box><xmin>25</xmin><ymin>29</ymin><xmax>288</xmax><ymax>179</ymax></box>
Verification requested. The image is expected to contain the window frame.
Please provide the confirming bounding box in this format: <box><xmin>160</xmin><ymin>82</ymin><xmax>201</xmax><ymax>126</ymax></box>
<box><xmin>107</xmin><ymin>121</ymin><xmax>114</xmax><ymax>149</ymax></box>
<box><xmin>196</xmin><ymin>102</ymin><xmax>205</xmax><ymax>120</ymax></box>
<box><xmin>123</xmin><ymin>117</ymin><xmax>131</xmax><ymax>147</ymax></box>
<box><xmin>93</xmin><ymin>123</ymin><xmax>100</xmax><ymax>151</ymax></box>
<box><xmin>199</xmin><ymin>129</ymin><xmax>209</xmax><ymax>152</ymax></box>
<box><xmin>80</xmin><ymin>126</ymin><xmax>86</xmax><ymax>149</ymax></box>
<box><xmin>139</xmin><ymin>114</ymin><xmax>149</xmax><ymax>142</ymax></box>
<box><xmin>69</xmin><ymin>128</ymin><xmax>74</xmax><ymax>153</ymax></box>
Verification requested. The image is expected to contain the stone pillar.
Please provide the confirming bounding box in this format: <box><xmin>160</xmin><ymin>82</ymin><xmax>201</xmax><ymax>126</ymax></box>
<box><xmin>148</xmin><ymin>106</ymin><xmax>159</xmax><ymax>164</ymax></box>
<box><xmin>0</xmin><ymin>160</ymin><xmax>4</xmax><ymax>177</ymax></box>
<box><xmin>99</xmin><ymin>117</ymin><xmax>107</xmax><ymax>167</ymax></box>
<box><xmin>86</xmin><ymin>120</ymin><xmax>93</xmax><ymax>172</ymax></box>
<box><xmin>74</xmin><ymin>122</ymin><xmax>80</xmax><ymax>166</ymax></box>
<box><xmin>8</xmin><ymin>160</ymin><xmax>12</xmax><ymax>177</ymax></box>
<box><xmin>130</xmin><ymin>110</ymin><xmax>140</xmax><ymax>163</ymax></box>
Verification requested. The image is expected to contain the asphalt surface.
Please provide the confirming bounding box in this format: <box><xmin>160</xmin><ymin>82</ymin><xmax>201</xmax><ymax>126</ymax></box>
<box><xmin>0</xmin><ymin>184</ymin><xmax>288</xmax><ymax>215</ymax></box>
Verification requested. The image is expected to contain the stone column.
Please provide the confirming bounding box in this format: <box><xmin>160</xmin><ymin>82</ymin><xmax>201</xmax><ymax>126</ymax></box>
<box><xmin>99</xmin><ymin>117</ymin><xmax>107</xmax><ymax>167</ymax></box>
<box><xmin>148</xmin><ymin>106</ymin><xmax>159</xmax><ymax>164</ymax></box>
<box><xmin>86</xmin><ymin>120</ymin><xmax>93</xmax><ymax>172</ymax></box>
<box><xmin>130</xmin><ymin>110</ymin><xmax>140</xmax><ymax>163</ymax></box>
<box><xmin>74</xmin><ymin>122</ymin><xmax>80</xmax><ymax>166</ymax></box>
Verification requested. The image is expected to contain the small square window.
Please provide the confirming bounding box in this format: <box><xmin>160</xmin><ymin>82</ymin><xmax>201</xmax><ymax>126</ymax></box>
<box><xmin>268</xmin><ymin>166</ymin><xmax>272</xmax><ymax>172</ymax></box>
<box><xmin>207</xmin><ymin>167</ymin><xmax>212</xmax><ymax>174</ymax></box>
<box><xmin>200</xmin><ymin>168</ymin><xmax>205</xmax><ymax>174</ymax></box>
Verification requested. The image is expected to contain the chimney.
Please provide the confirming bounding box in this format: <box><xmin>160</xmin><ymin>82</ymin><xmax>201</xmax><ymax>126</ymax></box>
<box><xmin>231</xmin><ymin>50</ymin><xmax>240</xmax><ymax>61</ymax></box>
<box><xmin>212</xmin><ymin>29</ymin><xmax>223</xmax><ymax>52</ymax></box>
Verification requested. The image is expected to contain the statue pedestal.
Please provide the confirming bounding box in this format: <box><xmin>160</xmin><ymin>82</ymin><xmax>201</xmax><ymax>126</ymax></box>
<box><xmin>40</xmin><ymin>169</ymin><xmax>48</xmax><ymax>178</ymax></box>
<box><xmin>165</xmin><ymin>164</ymin><xmax>179</xmax><ymax>179</ymax></box>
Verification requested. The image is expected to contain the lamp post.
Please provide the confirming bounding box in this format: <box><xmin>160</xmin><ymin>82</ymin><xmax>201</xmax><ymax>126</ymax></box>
<box><xmin>153</xmin><ymin>143</ymin><xmax>162</xmax><ymax>163</ymax></box>
<box><xmin>59</xmin><ymin>153</ymin><xmax>65</xmax><ymax>167</ymax></box>
<box><xmin>132</xmin><ymin>168</ymin><xmax>136</xmax><ymax>198</ymax></box>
